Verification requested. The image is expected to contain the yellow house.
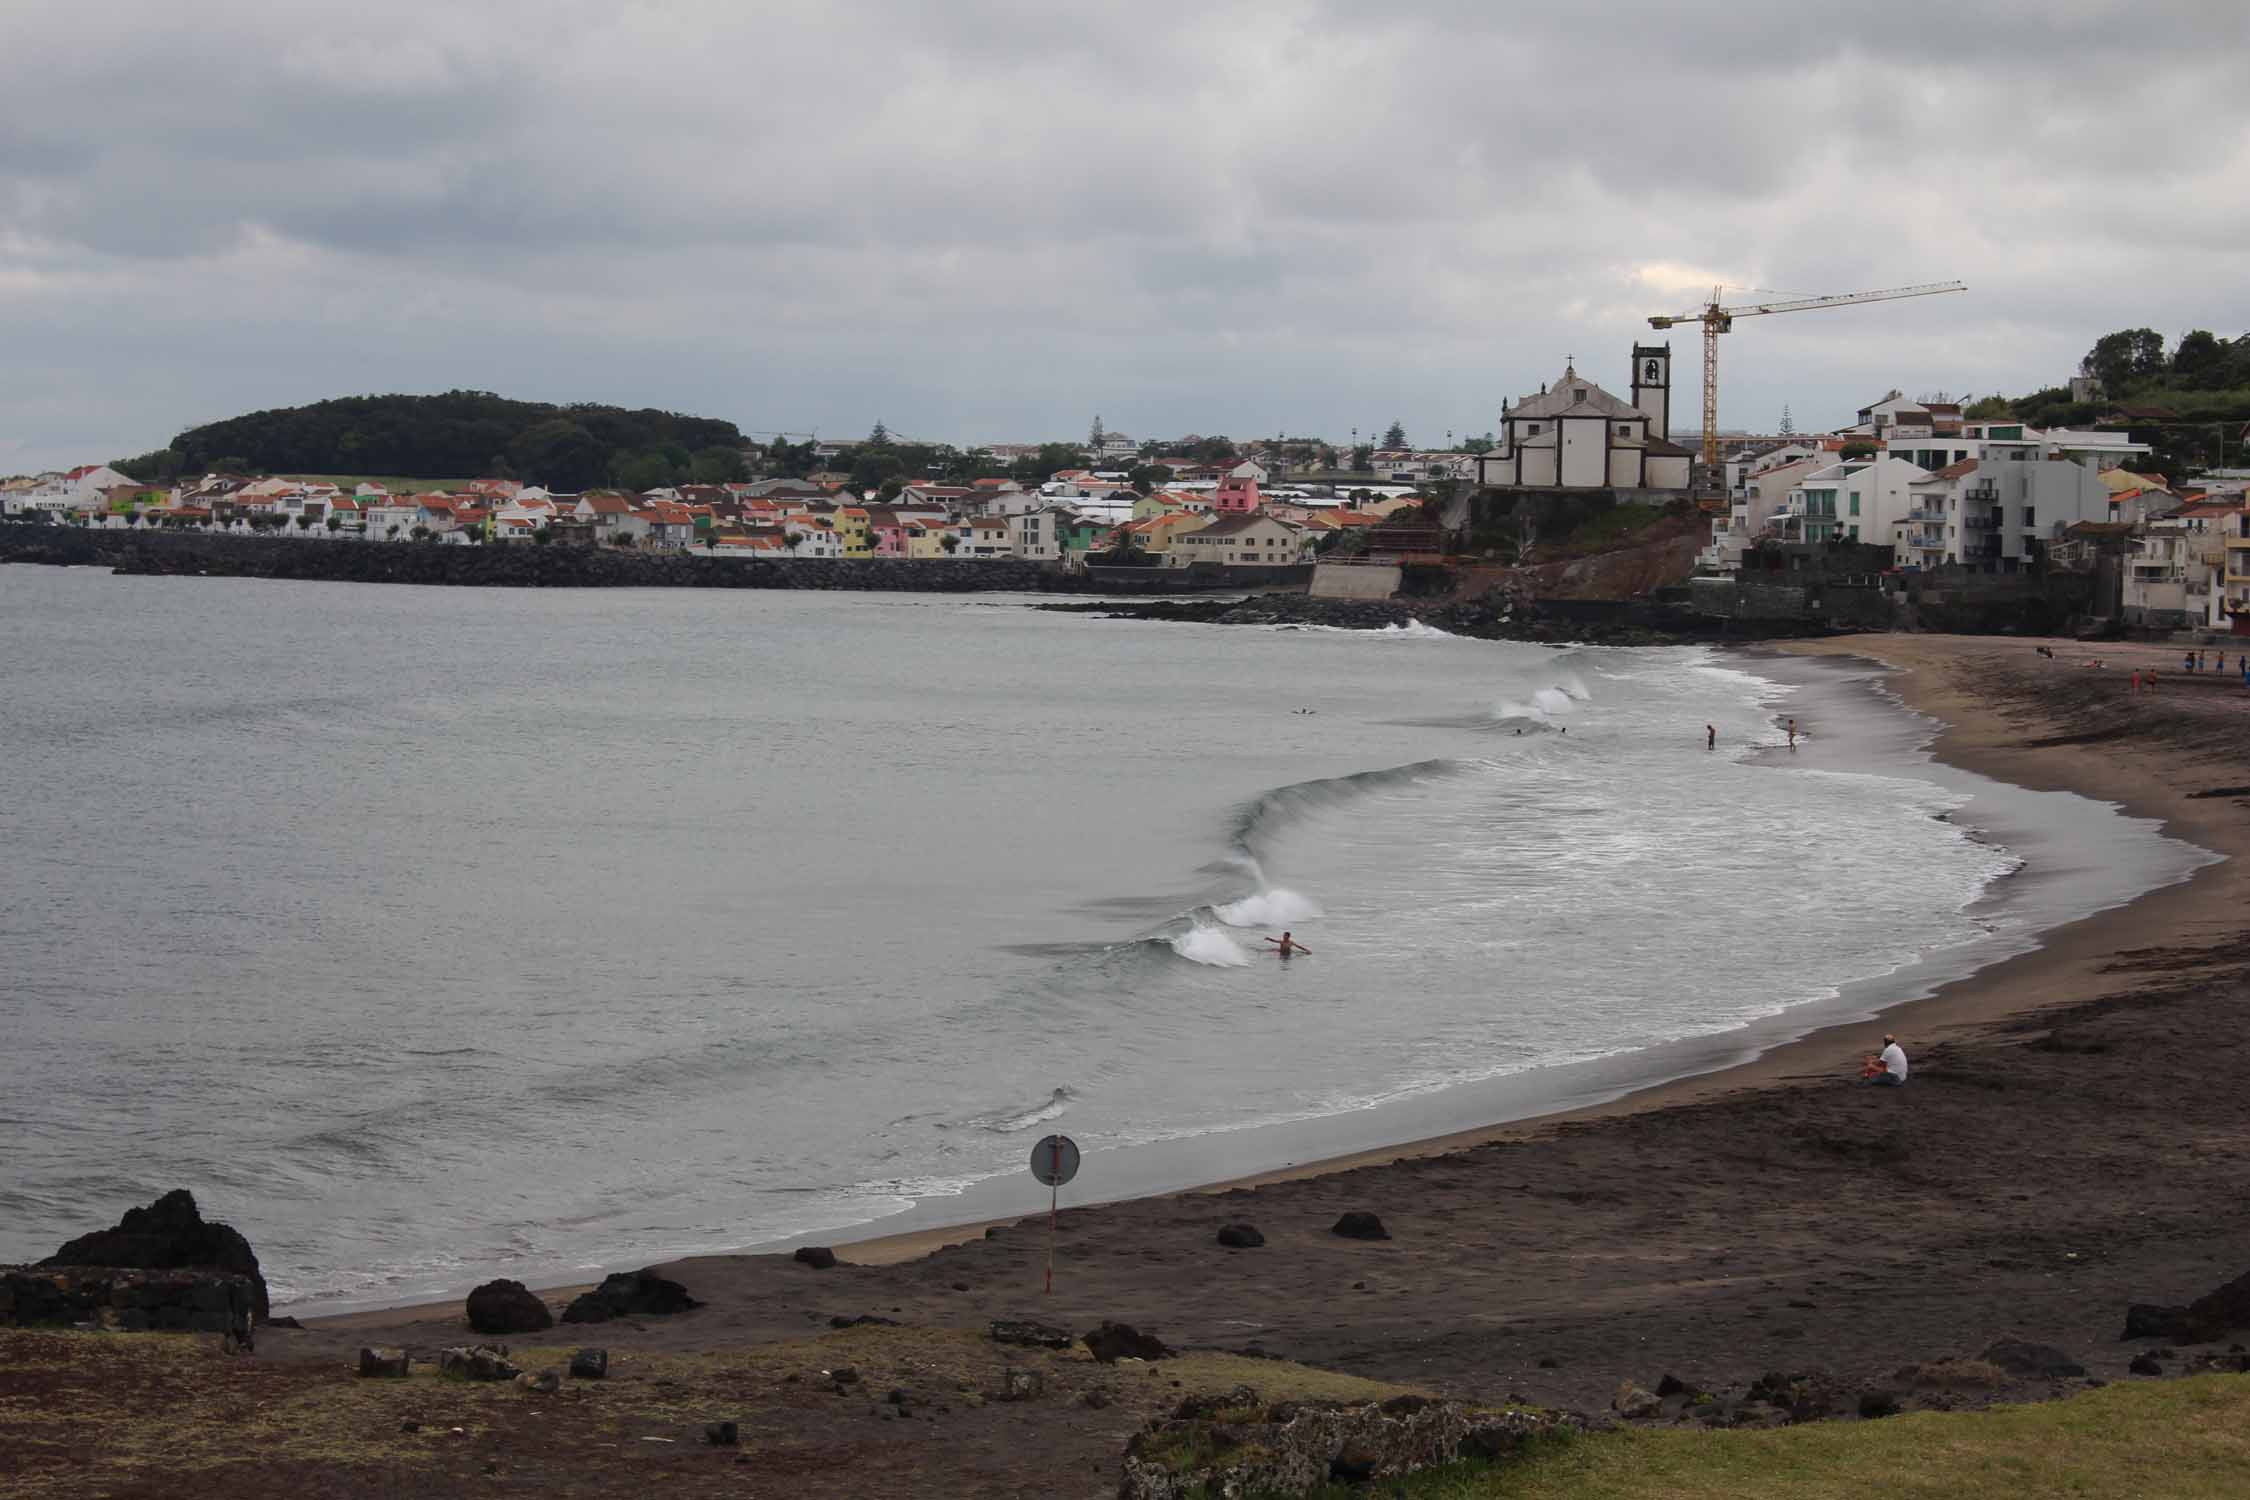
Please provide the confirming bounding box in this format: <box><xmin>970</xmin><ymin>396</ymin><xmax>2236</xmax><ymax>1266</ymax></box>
<box><xmin>903</xmin><ymin>520</ymin><xmax>951</xmax><ymax>560</ymax></box>
<box><xmin>834</xmin><ymin>506</ymin><xmax>874</xmax><ymax>556</ymax></box>
<box><xmin>1122</xmin><ymin>510</ymin><xmax>1209</xmax><ymax>555</ymax></box>
<box><xmin>1131</xmin><ymin>492</ymin><xmax>1183</xmax><ymax>523</ymax></box>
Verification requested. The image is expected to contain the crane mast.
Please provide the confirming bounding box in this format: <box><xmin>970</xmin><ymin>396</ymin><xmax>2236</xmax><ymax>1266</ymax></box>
<box><xmin>1648</xmin><ymin>280</ymin><xmax>1966</xmax><ymax>476</ymax></box>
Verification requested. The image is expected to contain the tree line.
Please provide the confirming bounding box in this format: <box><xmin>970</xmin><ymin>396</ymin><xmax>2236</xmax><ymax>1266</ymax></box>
<box><xmin>112</xmin><ymin>391</ymin><xmax>748</xmax><ymax>493</ymax></box>
<box><xmin>1968</xmin><ymin>327</ymin><xmax>2250</xmax><ymax>476</ymax></box>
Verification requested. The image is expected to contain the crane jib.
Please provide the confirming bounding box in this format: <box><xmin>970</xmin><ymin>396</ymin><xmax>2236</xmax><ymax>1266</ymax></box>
<box><xmin>1636</xmin><ymin>281</ymin><xmax>1967</xmax><ymax>475</ymax></box>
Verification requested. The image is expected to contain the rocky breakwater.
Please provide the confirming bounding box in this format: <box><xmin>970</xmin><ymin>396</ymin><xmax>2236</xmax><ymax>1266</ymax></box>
<box><xmin>0</xmin><ymin>522</ymin><xmax>1080</xmax><ymax>593</ymax></box>
<box><xmin>1045</xmin><ymin>586</ymin><xmax>1842</xmax><ymax>646</ymax></box>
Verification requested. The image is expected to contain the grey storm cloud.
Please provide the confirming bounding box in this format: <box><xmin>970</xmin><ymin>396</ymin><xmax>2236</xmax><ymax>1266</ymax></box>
<box><xmin>3</xmin><ymin>0</ymin><xmax>2248</xmax><ymax>470</ymax></box>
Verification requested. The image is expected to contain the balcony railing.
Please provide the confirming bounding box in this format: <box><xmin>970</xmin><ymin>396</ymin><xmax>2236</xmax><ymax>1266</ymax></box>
<box><xmin>1964</xmin><ymin>515</ymin><xmax>1998</xmax><ymax>530</ymax></box>
<box><xmin>1905</xmin><ymin>508</ymin><xmax>1947</xmax><ymax>522</ymax></box>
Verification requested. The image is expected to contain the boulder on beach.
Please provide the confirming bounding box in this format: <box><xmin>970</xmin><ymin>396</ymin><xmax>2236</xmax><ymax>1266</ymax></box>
<box><xmin>793</xmin><ymin>1246</ymin><xmax>838</xmax><ymax>1270</ymax></box>
<box><xmin>466</xmin><ymin>1279</ymin><xmax>553</xmax><ymax>1335</ymax></box>
<box><xmin>559</xmin><ymin>1270</ymin><xmax>701</xmax><ymax>1325</ymax></box>
<box><xmin>1084</xmin><ymin>1321</ymin><xmax>1173</xmax><ymax>1364</ymax></box>
<box><xmin>39</xmin><ymin>1189</ymin><xmax>270</xmax><ymax>1322</ymax></box>
<box><xmin>1217</xmin><ymin>1224</ymin><xmax>1266</xmax><ymax>1249</ymax></box>
<box><xmin>2124</xmin><ymin>1268</ymin><xmax>2250</xmax><ymax>1344</ymax></box>
<box><xmin>438</xmin><ymin>1345</ymin><xmax>521</xmax><ymax>1381</ymax></box>
<box><xmin>569</xmin><ymin>1348</ymin><xmax>608</xmax><ymax>1380</ymax></box>
<box><xmin>1331</xmin><ymin>1211</ymin><xmax>1390</xmax><ymax>1241</ymax></box>
<box><xmin>1979</xmin><ymin>1339</ymin><xmax>2086</xmax><ymax>1379</ymax></box>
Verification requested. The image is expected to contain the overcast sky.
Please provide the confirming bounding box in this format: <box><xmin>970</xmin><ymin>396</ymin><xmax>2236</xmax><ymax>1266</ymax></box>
<box><xmin>5</xmin><ymin>1</ymin><xmax>2247</xmax><ymax>473</ymax></box>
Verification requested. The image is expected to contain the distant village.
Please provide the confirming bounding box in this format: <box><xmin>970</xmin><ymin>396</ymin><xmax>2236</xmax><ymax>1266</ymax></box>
<box><xmin>0</xmin><ymin>438</ymin><xmax>1460</xmax><ymax>575</ymax></box>
<box><xmin>9</xmin><ymin>346</ymin><xmax>2248</xmax><ymax>622</ymax></box>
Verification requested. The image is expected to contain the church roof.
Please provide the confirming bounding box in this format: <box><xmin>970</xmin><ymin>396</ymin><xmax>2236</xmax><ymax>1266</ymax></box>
<box><xmin>1506</xmin><ymin>366</ymin><xmax>1644</xmax><ymax>422</ymax></box>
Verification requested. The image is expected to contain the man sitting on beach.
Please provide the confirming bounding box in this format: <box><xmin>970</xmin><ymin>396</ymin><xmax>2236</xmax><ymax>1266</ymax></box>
<box><xmin>1863</xmin><ymin>1034</ymin><xmax>1908</xmax><ymax>1087</ymax></box>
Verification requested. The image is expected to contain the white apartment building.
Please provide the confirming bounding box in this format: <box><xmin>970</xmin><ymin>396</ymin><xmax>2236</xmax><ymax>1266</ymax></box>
<box><xmin>1773</xmin><ymin>455</ymin><xmax>1931</xmax><ymax>548</ymax></box>
<box><xmin>1889</xmin><ymin>421</ymin><xmax>2147</xmax><ymax>569</ymax></box>
<box><xmin>1009</xmin><ymin>509</ymin><xmax>1061</xmax><ymax>561</ymax></box>
<box><xmin>1701</xmin><ymin>456</ymin><xmax>1832</xmax><ymax>571</ymax></box>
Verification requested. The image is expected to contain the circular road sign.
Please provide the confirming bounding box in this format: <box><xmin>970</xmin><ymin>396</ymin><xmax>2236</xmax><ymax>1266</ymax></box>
<box><xmin>1030</xmin><ymin>1134</ymin><xmax>1081</xmax><ymax>1188</ymax></box>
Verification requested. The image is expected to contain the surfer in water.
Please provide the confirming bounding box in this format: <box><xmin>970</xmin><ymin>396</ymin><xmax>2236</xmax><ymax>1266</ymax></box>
<box><xmin>1264</xmin><ymin>931</ymin><xmax>1311</xmax><ymax>959</ymax></box>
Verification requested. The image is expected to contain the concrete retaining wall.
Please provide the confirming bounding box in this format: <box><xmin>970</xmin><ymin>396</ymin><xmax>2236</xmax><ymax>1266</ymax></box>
<box><xmin>1310</xmin><ymin>562</ymin><xmax>1402</xmax><ymax>599</ymax></box>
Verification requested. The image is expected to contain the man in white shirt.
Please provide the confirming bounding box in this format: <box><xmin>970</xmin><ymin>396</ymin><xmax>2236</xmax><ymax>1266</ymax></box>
<box><xmin>1868</xmin><ymin>1033</ymin><xmax>1908</xmax><ymax>1087</ymax></box>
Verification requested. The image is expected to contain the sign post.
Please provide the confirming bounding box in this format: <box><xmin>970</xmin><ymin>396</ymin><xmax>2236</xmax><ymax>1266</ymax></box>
<box><xmin>1028</xmin><ymin>1133</ymin><xmax>1080</xmax><ymax>1295</ymax></box>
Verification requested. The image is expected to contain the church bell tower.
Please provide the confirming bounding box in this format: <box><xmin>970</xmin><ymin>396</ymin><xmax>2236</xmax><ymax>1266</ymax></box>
<box><xmin>1630</xmin><ymin>343</ymin><xmax>1671</xmax><ymax>440</ymax></box>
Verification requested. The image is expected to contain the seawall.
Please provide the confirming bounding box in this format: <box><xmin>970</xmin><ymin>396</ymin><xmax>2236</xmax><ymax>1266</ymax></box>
<box><xmin>0</xmin><ymin>525</ymin><xmax>1083</xmax><ymax>593</ymax></box>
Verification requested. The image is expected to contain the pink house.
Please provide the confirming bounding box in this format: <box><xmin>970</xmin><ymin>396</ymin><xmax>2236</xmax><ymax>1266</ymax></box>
<box><xmin>1213</xmin><ymin>469</ymin><xmax>1261</xmax><ymax>514</ymax></box>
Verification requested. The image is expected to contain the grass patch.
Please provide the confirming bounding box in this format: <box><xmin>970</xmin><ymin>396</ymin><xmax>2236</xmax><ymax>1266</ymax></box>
<box><xmin>1559</xmin><ymin>502</ymin><xmax>1670</xmax><ymax>553</ymax></box>
<box><xmin>1266</xmin><ymin>1376</ymin><xmax>2250</xmax><ymax>1499</ymax></box>
<box><xmin>0</xmin><ymin>1324</ymin><xmax>1447</xmax><ymax>1498</ymax></box>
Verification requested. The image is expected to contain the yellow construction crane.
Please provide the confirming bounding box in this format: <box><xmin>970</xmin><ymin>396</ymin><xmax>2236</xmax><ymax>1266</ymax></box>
<box><xmin>1650</xmin><ymin>280</ymin><xmax>1967</xmax><ymax>475</ymax></box>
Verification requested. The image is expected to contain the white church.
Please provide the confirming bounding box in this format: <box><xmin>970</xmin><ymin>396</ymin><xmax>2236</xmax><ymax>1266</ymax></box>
<box><xmin>1472</xmin><ymin>344</ymin><xmax>1694</xmax><ymax>492</ymax></box>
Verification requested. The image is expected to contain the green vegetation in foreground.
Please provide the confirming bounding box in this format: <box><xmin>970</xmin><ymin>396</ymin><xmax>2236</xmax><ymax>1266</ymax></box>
<box><xmin>1282</xmin><ymin>1376</ymin><xmax>2250</xmax><ymax>1500</ymax></box>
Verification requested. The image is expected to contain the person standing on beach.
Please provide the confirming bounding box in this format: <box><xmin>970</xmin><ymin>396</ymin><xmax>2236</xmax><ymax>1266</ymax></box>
<box><xmin>1706</xmin><ymin>723</ymin><xmax>1716</xmax><ymax>750</ymax></box>
<box><xmin>1787</xmin><ymin>718</ymin><xmax>1798</xmax><ymax>748</ymax></box>
<box><xmin>1866</xmin><ymin>1034</ymin><xmax>1908</xmax><ymax>1087</ymax></box>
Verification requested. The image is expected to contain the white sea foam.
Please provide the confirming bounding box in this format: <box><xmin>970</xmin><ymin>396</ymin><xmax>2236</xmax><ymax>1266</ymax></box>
<box><xmin>970</xmin><ymin>1087</ymin><xmax>1073</xmax><ymax>1134</ymax></box>
<box><xmin>1169</xmin><ymin>926</ymin><xmax>1251</xmax><ymax>966</ymax></box>
<box><xmin>1213</xmin><ymin>887</ymin><xmax>1324</xmax><ymax>927</ymax></box>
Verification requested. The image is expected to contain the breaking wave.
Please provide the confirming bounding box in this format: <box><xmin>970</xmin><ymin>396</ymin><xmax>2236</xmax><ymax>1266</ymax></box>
<box><xmin>964</xmin><ymin>1087</ymin><xmax>1075</xmax><ymax>1134</ymax></box>
<box><xmin>1494</xmin><ymin>670</ymin><xmax>1593</xmax><ymax>725</ymax></box>
<box><xmin>1229</xmin><ymin>758</ymin><xmax>1469</xmax><ymax>859</ymax></box>
<box><xmin>1212</xmin><ymin>888</ymin><xmax>1323</xmax><ymax>927</ymax></box>
<box><xmin>1168</xmin><ymin>926</ymin><xmax>1252</xmax><ymax>967</ymax></box>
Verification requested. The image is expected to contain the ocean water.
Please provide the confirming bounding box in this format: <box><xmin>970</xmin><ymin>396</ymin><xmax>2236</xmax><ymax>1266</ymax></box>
<box><xmin>0</xmin><ymin>569</ymin><xmax>2190</xmax><ymax>1308</ymax></box>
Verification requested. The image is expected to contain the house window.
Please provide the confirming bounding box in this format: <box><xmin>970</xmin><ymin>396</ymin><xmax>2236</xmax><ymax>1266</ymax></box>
<box><xmin>2022</xmin><ymin>507</ymin><xmax>2036</xmax><ymax>527</ymax></box>
<box><xmin>1849</xmin><ymin>494</ymin><xmax>1860</xmax><ymax>516</ymax></box>
<box><xmin>1528</xmin><ymin>424</ymin><xmax>1542</xmax><ymax>436</ymax></box>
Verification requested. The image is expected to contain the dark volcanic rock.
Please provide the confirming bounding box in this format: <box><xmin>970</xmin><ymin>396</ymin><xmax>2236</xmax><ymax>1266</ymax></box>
<box><xmin>2179</xmin><ymin>1269</ymin><xmax>2250</xmax><ymax>1343</ymax></box>
<box><xmin>2128</xmin><ymin>1353</ymin><xmax>2164</xmax><ymax>1376</ymax></box>
<box><xmin>989</xmin><ymin>1319</ymin><xmax>1073</xmax><ymax>1349</ymax></box>
<box><xmin>438</xmin><ymin>1345</ymin><xmax>521</xmax><ymax>1381</ymax></box>
<box><xmin>1216</xmin><ymin>1224</ymin><xmax>1266</xmax><ymax>1249</ymax></box>
<box><xmin>1981</xmin><ymin>1338</ymin><xmax>2086</xmax><ymax>1378</ymax></box>
<box><xmin>1083</xmin><ymin>1321</ymin><xmax>1173</xmax><ymax>1363</ymax></box>
<box><xmin>704</xmin><ymin>1420</ymin><xmax>738</xmax><ymax>1446</ymax></box>
<box><xmin>40</xmin><ymin>1189</ymin><xmax>270</xmax><ymax>1322</ymax></box>
<box><xmin>2124</xmin><ymin>1303</ymin><xmax>2189</xmax><ymax>1340</ymax></box>
<box><xmin>1858</xmin><ymin>1389</ymin><xmax>1902</xmax><ymax>1419</ymax></box>
<box><xmin>569</xmin><ymin>1348</ymin><xmax>608</xmax><ymax>1380</ymax></box>
<box><xmin>793</xmin><ymin>1246</ymin><xmax>838</xmax><ymax>1270</ymax></box>
<box><xmin>466</xmin><ymin>1279</ymin><xmax>553</xmax><ymax>1335</ymax></box>
<box><xmin>558</xmin><ymin>1270</ymin><xmax>701</xmax><ymax>1325</ymax></box>
<box><xmin>1331</xmin><ymin>1211</ymin><xmax>1390</xmax><ymax>1241</ymax></box>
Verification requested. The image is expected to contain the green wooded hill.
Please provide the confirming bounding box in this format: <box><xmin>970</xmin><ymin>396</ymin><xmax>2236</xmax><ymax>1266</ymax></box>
<box><xmin>115</xmin><ymin>391</ymin><xmax>745</xmax><ymax>493</ymax></box>
<box><xmin>1971</xmin><ymin>327</ymin><xmax>2250</xmax><ymax>476</ymax></box>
